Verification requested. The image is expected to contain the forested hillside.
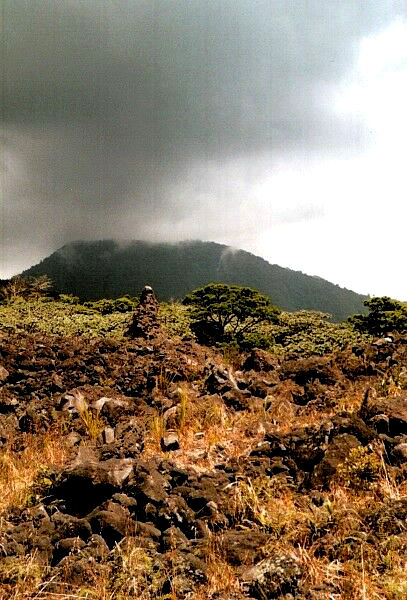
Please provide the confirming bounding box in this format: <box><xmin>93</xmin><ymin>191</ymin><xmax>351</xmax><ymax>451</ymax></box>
<box><xmin>22</xmin><ymin>240</ymin><xmax>367</xmax><ymax>320</ymax></box>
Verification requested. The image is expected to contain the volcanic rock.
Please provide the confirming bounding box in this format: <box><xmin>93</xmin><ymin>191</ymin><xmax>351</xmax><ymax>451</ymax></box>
<box><xmin>242</xmin><ymin>553</ymin><xmax>302</xmax><ymax>598</ymax></box>
<box><xmin>126</xmin><ymin>285</ymin><xmax>161</xmax><ymax>339</ymax></box>
<box><xmin>161</xmin><ymin>432</ymin><xmax>180</xmax><ymax>452</ymax></box>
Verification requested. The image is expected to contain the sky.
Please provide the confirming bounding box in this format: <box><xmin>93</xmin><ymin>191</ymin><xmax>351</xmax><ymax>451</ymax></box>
<box><xmin>2</xmin><ymin>0</ymin><xmax>407</xmax><ymax>298</ymax></box>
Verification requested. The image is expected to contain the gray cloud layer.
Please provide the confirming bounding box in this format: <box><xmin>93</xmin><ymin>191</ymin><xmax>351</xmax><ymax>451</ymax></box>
<box><xmin>2</xmin><ymin>0</ymin><xmax>407</xmax><ymax>274</ymax></box>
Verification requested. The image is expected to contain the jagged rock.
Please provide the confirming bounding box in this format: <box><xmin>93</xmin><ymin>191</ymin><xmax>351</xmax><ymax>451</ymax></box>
<box><xmin>51</xmin><ymin>372</ymin><xmax>64</xmax><ymax>390</ymax></box>
<box><xmin>256</xmin><ymin>414</ymin><xmax>374</xmax><ymax>480</ymax></box>
<box><xmin>126</xmin><ymin>285</ymin><xmax>161</xmax><ymax>339</ymax></box>
<box><xmin>365</xmin><ymin>498</ymin><xmax>407</xmax><ymax>536</ymax></box>
<box><xmin>311</xmin><ymin>433</ymin><xmax>361</xmax><ymax>488</ymax></box>
<box><xmin>28</xmin><ymin>533</ymin><xmax>54</xmax><ymax>562</ymax></box>
<box><xmin>50</xmin><ymin>555</ymin><xmax>108</xmax><ymax>589</ymax></box>
<box><xmin>161</xmin><ymin>550</ymin><xmax>207</xmax><ymax>596</ymax></box>
<box><xmin>281</xmin><ymin>356</ymin><xmax>340</xmax><ymax>386</ymax></box>
<box><xmin>65</xmin><ymin>449</ymin><xmax>134</xmax><ymax>487</ymax></box>
<box><xmin>0</xmin><ymin>539</ymin><xmax>25</xmax><ymax>557</ymax></box>
<box><xmin>161</xmin><ymin>432</ymin><xmax>180</xmax><ymax>451</ymax></box>
<box><xmin>3</xmin><ymin>314</ymin><xmax>407</xmax><ymax>596</ymax></box>
<box><xmin>88</xmin><ymin>505</ymin><xmax>131</xmax><ymax>547</ymax></box>
<box><xmin>176</xmin><ymin>474</ymin><xmax>229</xmax><ymax>514</ymax></box>
<box><xmin>330</xmin><ymin>414</ymin><xmax>375</xmax><ymax>444</ymax></box>
<box><xmin>0</xmin><ymin>366</ymin><xmax>9</xmax><ymax>381</ymax></box>
<box><xmin>360</xmin><ymin>390</ymin><xmax>407</xmax><ymax>437</ymax></box>
<box><xmin>158</xmin><ymin>494</ymin><xmax>196</xmax><ymax>535</ymax></box>
<box><xmin>242</xmin><ymin>554</ymin><xmax>302</xmax><ymax>599</ymax></box>
<box><xmin>205</xmin><ymin>369</ymin><xmax>233</xmax><ymax>395</ymax></box>
<box><xmin>85</xmin><ymin>534</ymin><xmax>110</xmax><ymax>560</ymax></box>
<box><xmin>103</xmin><ymin>426</ymin><xmax>115</xmax><ymax>444</ymax></box>
<box><xmin>162</xmin><ymin>526</ymin><xmax>189</xmax><ymax>550</ymax></box>
<box><xmin>217</xmin><ymin>530</ymin><xmax>271</xmax><ymax>566</ymax></box>
<box><xmin>51</xmin><ymin>513</ymin><xmax>92</xmax><ymax>542</ymax></box>
<box><xmin>260</xmin><ymin>424</ymin><xmax>329</xmax><ymax>473</ymax></box>
<box><xmin>129</xmin><ymin>459</ymin><xmax>170</xmax><ymax>505</ymax></box>
<box><xmin>56</xmin><ymin>452</ymin><xmax>134</xmax><ymax>515</ymax></box>
<box><xmin>19</xmin><ymin>407</ymin><xmax>50</xmax><ymax>433</ymax></box>
<box><xmin>0</xmin><ymin>395</ymin><xmax>18</xmax><ymax>414</ymax></box>
<box><xmin>392</xmin><ymin>442</ymin><xmax>407</xmax><ymax>462</ymax></box>
<box><xmin>53</xmin><ymin>537</ymin><xmax>86</xmax><ymax>564</ymax></box>
<box><xmin>100</xmin><ymin>419</ymin><xmax>144</xmax><ymax>459</ymax></box>
<box><xmin>112</xmin><ymin>493</ymin><xmax>137</xmax><ymax>509</ymax></box>
<box><xmin>242</xmin><ymin>349</ymin><xmax>280</xmax><ymax>373</ymax></box>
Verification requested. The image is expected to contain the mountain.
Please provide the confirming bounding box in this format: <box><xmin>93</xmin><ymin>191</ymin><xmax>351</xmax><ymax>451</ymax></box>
<box><xmin>22</xmin><ymin>240</ymin><xmax>367</xmax><ymax>320</ymax></box>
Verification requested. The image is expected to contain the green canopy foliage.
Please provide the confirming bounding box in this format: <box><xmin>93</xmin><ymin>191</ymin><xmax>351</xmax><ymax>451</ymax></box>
<box><xmin>182</xmin><ymin>283</ymin><xmax>280</xmax><ymax>345</ymax></box>
<box><xmin>0</xmin><ymin>275</ymin><xmax>53</xmax><ymax>303</ymax></box>
<box><xmin>348</xmin><ymin>296</ymin><xmax>407</xmax><ymax>336</ymax></box>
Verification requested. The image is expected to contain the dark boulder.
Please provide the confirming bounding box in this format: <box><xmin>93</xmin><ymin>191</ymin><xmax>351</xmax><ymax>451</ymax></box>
<box><xmin>360</xmin><ymin>390</ymin><xmax>407</xmax><ymax>437</ymax></box>
<box><xmin>311</xmin><ymin>433</ymin><xmax>361</xmax><ymax>489</ymax></box>
<box><xmin>242</xmin><ymin>350</ymin><xmax>280</xmax><ymax>373</ymax></box>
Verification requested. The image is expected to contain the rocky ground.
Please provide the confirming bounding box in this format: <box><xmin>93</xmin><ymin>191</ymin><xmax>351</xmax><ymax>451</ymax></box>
<box><xmin>1</xmin><ymin>299</ymin><xmax>407</xmax><ymax>599</ymax></box>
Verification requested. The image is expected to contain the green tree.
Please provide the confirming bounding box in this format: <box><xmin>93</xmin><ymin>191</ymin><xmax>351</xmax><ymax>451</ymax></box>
<box><xmin>348</xmin><ymin>296</ymin><xmax>407</xmax><ymax>336</ymax></box>
<box><xmin>0</xmin><ymin>275</ymin><xmax>53</xmax><ymax>303</ymax></box>
<box><xmin>182</xmin><ymin>283</ymin><xmax>280</xmax><ymax>346</ymax></box>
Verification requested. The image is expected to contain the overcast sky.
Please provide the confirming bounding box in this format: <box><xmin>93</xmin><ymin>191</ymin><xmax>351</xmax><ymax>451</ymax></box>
<box><xmin>2</xmin><ymin>0</ymin><xmax>407</xmax><ymax>298</ymax></box>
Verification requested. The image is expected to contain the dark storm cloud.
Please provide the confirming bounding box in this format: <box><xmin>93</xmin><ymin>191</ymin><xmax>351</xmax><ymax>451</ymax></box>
<box><xmin>2</xmin><ymin>0</ymin><xmax>407</xmax><ymax>274</ymax></box>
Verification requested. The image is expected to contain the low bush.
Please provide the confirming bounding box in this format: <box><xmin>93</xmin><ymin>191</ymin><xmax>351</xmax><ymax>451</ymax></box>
<box><xmin>84</xmin><ymin>296</ymin><xmax>138</xmax><ymax>314</ymax></box>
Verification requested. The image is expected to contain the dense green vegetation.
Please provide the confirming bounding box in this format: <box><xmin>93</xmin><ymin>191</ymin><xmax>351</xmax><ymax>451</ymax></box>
<box><xmin>21</xmin><ymin>240</ymin><xmax>367</xmax><ymax>321</ymax></box>
<box><xmin>183</xmin><ymin>283</ymin><xmax>280</xmax><ymax>346</ymax></box>
<box><xmin>349</xmin><ymin>296</ymin><xmax>407</xmax><ymax>336</ymax></box>
<box><xmin>0</xmin><ymin>298</ymin><xmax>130</xmax><ymax>338</ymax></box>
<box><xmin>0</xmin><ymin>295</ymin><xmax>369</xmax><ymax>358</ymax></box>
<box><xmin>266</xmin><ymin>310</ymin><xmax>371</xmax><ymax>357</ymax></box>
<box><xmin>0</xmin><ymin>275</ymin><xmax>376</xmax><ymax>355</ymax></box>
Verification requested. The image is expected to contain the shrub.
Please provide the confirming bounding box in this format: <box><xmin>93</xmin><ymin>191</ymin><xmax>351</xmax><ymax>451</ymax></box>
<box><xmin>159</xmin><ymin>302</ymin><xmax>193</xmax><ymax>338</ymax></box>
<box><xmin>335</xmin><ymin>446</ymin><xmax>381</xmax><ymax>490</ymax></box>
<box><xmin>269</xmin><ymin>310</ymin><xmax>370</xmax><ymax>357</ymax></box>
<box><xmin>84</xmin><ymin>296</ymin><xmax>137</xmax><ymax>314</ymax></box>
<box><xmin>59</xmin><ymin>293</ymin><xmax>80</xmax><ymax>304</ymax></box>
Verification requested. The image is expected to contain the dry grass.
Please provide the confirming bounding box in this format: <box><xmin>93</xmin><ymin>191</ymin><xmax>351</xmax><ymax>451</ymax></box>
<box><xmin>2</xmin><ymin>344</ymin><xmax>407</xmax><ymax>599</ymax></box>
<box><xmin>155</xmin><ymin>367</ymin><xmax>176</xmax><ymax>396</ymax></box>
<box><xmin>78</xmin><ymin>407</ymin><xmax>107</xmax><ymax>441</ymax></box>
<box><xmin>0</xmin><ymin>430</ymin><xmax>68</xmax><ymax>515</ymax></box>
<box><xmin>193</xmin><ymin>532</ymin><xmax>242</xmax><ymax>599</ymax></box>
<box><xmin>176</xmin><ymin>384</ymin><xmax>190</xmax><ymax>433</ymax></box>
<box><xmin>0</xmin><ymin>551</ymin><xmax>47</xmax><ymax>600</ymax></box>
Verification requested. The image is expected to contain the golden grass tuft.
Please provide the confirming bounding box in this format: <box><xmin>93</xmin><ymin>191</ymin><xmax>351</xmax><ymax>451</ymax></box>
<box><xmin>0</xmin><ymin>430</ymin><xmax>68</xmax><ymax>515</ymax></box>
<box><xmin>78</xmin><ymin>407</ymin><xmax>107</xmax><ymax>441</ymax></box>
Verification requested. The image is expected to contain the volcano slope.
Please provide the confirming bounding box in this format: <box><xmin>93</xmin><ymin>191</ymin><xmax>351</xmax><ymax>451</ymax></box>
<box><xmin>1</xmin><ymin>307</ymin><xmax>407</xmax><ymax>598</ymax></box>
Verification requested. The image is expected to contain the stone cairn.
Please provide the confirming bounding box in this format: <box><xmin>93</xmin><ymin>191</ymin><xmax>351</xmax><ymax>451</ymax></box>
<box><xmin>125</xmin><ymin>285</ymin><xmax>161</xmax><ymax>339</ymax></box>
